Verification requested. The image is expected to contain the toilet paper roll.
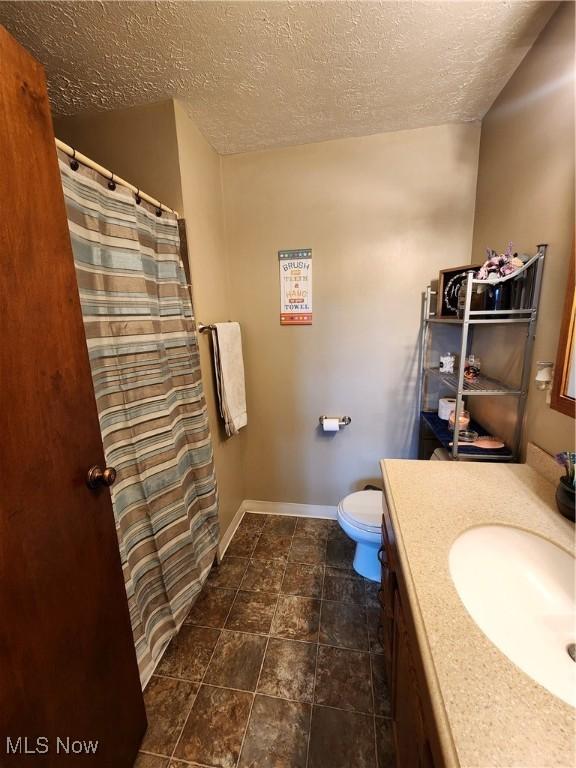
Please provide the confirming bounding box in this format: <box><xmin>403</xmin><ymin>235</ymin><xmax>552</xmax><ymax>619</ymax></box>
<box><xmin>322</xmin><ymin>418</ymin><xmax>340</xmax><ymax>432</ymax></box>
<box><xmin>438</xmin><ymin>397</ymin><xmax>457</xmax><ymax>421</ymax></box>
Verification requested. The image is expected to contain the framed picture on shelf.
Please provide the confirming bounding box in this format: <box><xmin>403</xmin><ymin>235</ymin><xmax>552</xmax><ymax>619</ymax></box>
<box><xmin>436</xmin><ymin>263</ymin><xmax>481</xmax><ymax>317</ymax></box>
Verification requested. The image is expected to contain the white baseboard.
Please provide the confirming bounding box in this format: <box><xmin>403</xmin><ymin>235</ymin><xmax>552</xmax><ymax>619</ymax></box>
<box><xmin>217</xmin><ymin>499</ymin><xmax>338</xmax><ymax>561</ymax></box>
<box><xmin>242</xmin><ymin>499</ymin><xmax>337</xmax><ymax>520</ymax></box>
<box><xmin>217</xmin><ymin>500</ymin><xmax>249</xmax><ymax>561</ymax></box>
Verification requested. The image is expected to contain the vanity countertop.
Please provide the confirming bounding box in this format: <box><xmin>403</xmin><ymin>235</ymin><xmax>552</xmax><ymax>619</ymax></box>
<box><xmin>379</xmin><ymin>460</ymin><xmax>575</xmax><ymax>768</ymax></box>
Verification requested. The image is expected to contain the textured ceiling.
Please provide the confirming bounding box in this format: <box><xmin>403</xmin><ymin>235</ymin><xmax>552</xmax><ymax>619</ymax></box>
<box><xmin>0</xmin><ymin>1</ymin><xmax>557</xmax><ymax>154</ymax></box>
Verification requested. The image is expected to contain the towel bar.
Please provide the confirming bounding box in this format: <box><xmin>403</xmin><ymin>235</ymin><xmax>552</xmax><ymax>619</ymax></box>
<box><xmin>198</xmin><ymin>322</ymin><xmax>236</xmax><ymax>333</ymax></box>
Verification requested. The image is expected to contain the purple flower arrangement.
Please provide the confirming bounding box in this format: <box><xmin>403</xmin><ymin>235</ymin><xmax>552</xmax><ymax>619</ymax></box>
<box><xmin>476</xmin><ymin>242</ymin><xmax>524</xmax><ymax>280</ymax></box>
<box><xmin>555</xmin><ymin>451</ymin><xmax>576</xmax><ymax>488</ymax></box>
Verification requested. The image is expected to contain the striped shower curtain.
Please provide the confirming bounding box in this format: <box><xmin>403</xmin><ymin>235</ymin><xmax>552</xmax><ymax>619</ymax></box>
<box><xmin>59</xmin><ymin>152</ymin><xmax>219</xmax><ymax>686</ymax></box>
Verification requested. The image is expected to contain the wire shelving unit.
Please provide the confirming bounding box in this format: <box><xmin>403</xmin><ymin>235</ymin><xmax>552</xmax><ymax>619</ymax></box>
<box><xmin>418</xmin><ymin>244</ymin><xmax>546</xmax><ymax>461</ymax></box>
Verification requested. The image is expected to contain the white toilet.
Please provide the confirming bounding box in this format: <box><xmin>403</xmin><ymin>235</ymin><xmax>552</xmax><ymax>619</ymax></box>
<box><xmin>336</xmin><ymin>490</ymin><xmax>383</xmax><ymax>582</ymax></box>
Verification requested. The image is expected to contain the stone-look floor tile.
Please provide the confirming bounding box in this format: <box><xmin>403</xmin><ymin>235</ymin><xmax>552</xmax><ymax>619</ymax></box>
<box><xmin>367</xmin><ymin>607</ymin><xmax>385</xmax><ymax>655</ymax></box>
<box><xmin>325</xmin><ymin>537</ymin><xmax>356</xmax><ymax>569</ymax></box>
<box><xmin>371</xmin><ymin>654</ymin><xmax>392</xmax><ymax>717</ymax></box>
<box><xmin>240</xmin><ymin>559</ymin><xmax>285</xmax><ymax>593</ymax></box>
<box><xmin>156</xmin><ymin>625</ymin><xmax>220</xmax><ymax>681</ymax></box>
<box><xmin>365</xmin><ymin>579</ymin><xmax>382</xmax><ymax>608</ymax></box>
<box><xmin>257</xmin><ymin>637</ymin><xmax>317</xmax><ymax>702</ymax></box>
<box><xmin>252</xmin><ymin>532</ymin><xmax>292</xmax><ymax>561</ymax></box>
<box><xmin>319</xmin><ymin>601</ymin><xmax>369</xmax><ymax>651</ymax></box>
<box><xmin>185</xmin><ymin>586</ymin><xmax>236</xmax><ymax>628</ymax></box>
<box><xmin>141</xmin><ymin>676</ymin><xmax>198</xmax><ymax>756</ymax></box>
<box><xmin>314</xmin><ymin>645</ymin><xmax>373</xmax><ymax>713</ymax></box>
<box><xmin>375</xmin><ymin>717</ymin><xmax>395</xmax><ymax>768</ymax></box>
<box><xmin>308</xmin><ymin>706</ymin><xmax>377</xmax><ymax>768</ymax></box>
<box><xmin>238</xmin><ymin>512</ymin><xmax>268</xmax><ymax>533</ymax></box>
<box><xmin>227</xmin><ymin>530</ymin><xmax>260</xmax><ymax>558</ymax></box>
<box><xmin>288</xmin><ymin>536</ymin><xmax>326</xmax><ymax>565</ymax></box>
<box><xmin>281</xmin><ymin>563</ymin><xmax>324</xmax><ymax>598</ymax></box>
<box><xmin>263</xmin><ymin>514</ymin><xmax>297</xmax><ymax>536</ymax></box>
<box><xmin>328</xmin><ymin>524</ymin><xmax>352</xmax><ymax>542</ymax></box>
<box><xmin>134</xmin><ymin>754</ymin><xmax>169</xmax><ymax>768</ymax></box>
<box><xmin>295</xmin><ymin>517</ymin><xmax>339</xmax><ymax>539</ymax></box>
<box><xmin>204</xmin><ymin>630</ymin><xmax>267</xmax><ymax>692</ymax></box>
<box><xmin>207</xmin><ymin>556</ymin><xmax>249</xmax><ymax>589</ymax></box>
<box><xmin>271</xmin><ymin>595</ymin><xmax>320</xmax><ymax>642</ymax></box>
<box><xmin>323</xmin><ymin>567</ymin><xmax>365</xmax><ymax>604</ymax></box>
<box><xmin>167</xmin><ymin>761</ymin><xmax>194</xmax><ymax>768</ymax></box>
<box><xmin>238</xmin><ymin>695</ymin><xmax>311</xmax><ymax>768</ymax></box>
<box><xmin>225</xmin><ymin>590</ymin><xmax>278</xmax><ymax>634</ymax></box>
<box><xmin>174</xmin><ymin>684</ymin><xmax>252</xmax><ymax>768</ymax></box>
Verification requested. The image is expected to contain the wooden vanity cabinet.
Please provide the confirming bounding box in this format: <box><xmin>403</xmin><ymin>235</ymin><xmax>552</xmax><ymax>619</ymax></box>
<box><xmin>379</xmin><ymin>495</ymin><xmax>442</xmax><ymax>768</ymax></box>
<box><xmin>378</xmin><ymin>536</ymin><xmax>396</xmax><ymax>684</ymax></box>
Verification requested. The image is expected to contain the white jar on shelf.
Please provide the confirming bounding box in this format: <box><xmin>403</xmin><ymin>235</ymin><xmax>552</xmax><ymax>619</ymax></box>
<box><xmin>439</xmin><ymin>352</ymin><xmax>456</xmax><ymax>374</ymax></box>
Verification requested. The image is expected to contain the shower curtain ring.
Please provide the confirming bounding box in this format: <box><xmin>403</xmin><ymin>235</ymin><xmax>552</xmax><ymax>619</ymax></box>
<box><xmin>108</xmin><ymin>172</ymin><xmax>116</xmax><ymax>191</ymax></box>
<box><xmin>135</xmin><ymin>188</ymin><xmax>141</xmax><ymax>205</ymax></box>
<box><xmin>155</xmin><ymin>206</ymin><xmax>162</xmax><ymax>217</ymax></box>
<box><xmin>70</xmin><ymin>148</ymin><xmax>79</xmax><ymax>171</ymax></box>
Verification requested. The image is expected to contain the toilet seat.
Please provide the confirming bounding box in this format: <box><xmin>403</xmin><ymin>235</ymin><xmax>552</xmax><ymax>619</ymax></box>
<box><xmin>337</xmin><ymin>490</ymin><xmax>383</xmax><ymax>533</ymax></box>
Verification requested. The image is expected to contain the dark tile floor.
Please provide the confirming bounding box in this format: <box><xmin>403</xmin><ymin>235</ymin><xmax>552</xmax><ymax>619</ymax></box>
<box><xmin>135</xmin><ymin>514</ymin><xmax>394</xmax><ymax>768</ymax></box>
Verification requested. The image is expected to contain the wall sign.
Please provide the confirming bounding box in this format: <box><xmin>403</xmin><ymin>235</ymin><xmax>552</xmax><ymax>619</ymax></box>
<box><xmin>279</xmin><ymin>249</ymin><xmax>312</xmax><ymax>325</ymax></box>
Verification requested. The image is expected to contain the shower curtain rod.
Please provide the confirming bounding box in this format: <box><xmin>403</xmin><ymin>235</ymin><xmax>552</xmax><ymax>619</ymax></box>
<box><xmin>55</xmin><ymin>138</ymin><xmax>179</xmax><ymax>217</ymax></box>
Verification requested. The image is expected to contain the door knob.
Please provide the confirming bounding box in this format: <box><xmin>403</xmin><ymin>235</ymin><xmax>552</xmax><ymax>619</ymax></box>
<box><xmin>86</xmin><ymin>465</ymin><xmax>117</xmax><ymax>489</ymax></box>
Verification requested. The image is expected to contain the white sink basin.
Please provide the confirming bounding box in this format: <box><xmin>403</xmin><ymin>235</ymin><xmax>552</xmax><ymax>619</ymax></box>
<box><xmin>449</xmin><ymin>525</ymin><xmax>576</xmax><ymax>707</ymax></box>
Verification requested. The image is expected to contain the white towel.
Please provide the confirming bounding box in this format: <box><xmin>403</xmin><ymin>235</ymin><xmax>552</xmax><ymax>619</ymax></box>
<box><xmin>211</xmin><ymin>322</ymin><xmax>247</xmax><ymax>436</ymax></box>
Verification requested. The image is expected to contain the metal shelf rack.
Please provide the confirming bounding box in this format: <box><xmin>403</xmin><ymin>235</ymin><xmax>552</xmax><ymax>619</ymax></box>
<box><xmin>424</xmin><ymin>367</ymin><xmax>522</xmax><ymax>396</ymax></box>
<box><xmin>418</xmin><ymin>244</ymin><xmax>546</xmax><ymax>461</ymax></box>
<box><xmin>420</xmin><ymin>412</ymin><xmax>514</xmax><ymax>460</ymax></box>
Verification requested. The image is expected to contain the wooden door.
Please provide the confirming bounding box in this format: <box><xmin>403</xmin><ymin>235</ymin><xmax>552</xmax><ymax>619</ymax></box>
<box><xmin>0</xmin><ymin>26</ymin><xmax>146</xmax><ymax>766</ymax></box>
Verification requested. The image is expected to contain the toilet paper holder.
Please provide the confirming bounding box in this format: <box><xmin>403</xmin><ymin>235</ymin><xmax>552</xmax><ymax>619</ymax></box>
<box><xmin>319</xmin><ymin>416</ymin><xmax>352</xmax><ymax>428</ymax></box>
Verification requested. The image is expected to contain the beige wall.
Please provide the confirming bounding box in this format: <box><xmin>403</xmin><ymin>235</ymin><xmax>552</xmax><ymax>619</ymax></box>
<box><xmin>173</xmin><ymin>101</ymin><xmax>247</xmax><ymax>531</ymax></box>
<box><xmin>54</xmin><ymin>100</ymin><xmax>183</xmax><ymax>213</ymax></box>
<box><xmin>54</xmin><ymin>2</ymin><xmax>573</xmax><ymax>516</ymax></box>
<box><xmin>222</xmin><ymin>123</ymin><xmax>481</xmax><ymax>505</ymax></box>
<box><xmin>471</xmin><ymin>1</ymin><xmax>575</xmax><ymax>456</ymax></box>
<box><xmin>55</xmin><ymin>99</ymin><xmax>247</xmax><ymax>533</ymax></box>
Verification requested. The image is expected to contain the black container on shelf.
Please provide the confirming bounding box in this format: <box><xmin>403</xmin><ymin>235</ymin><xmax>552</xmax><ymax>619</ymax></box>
<box><xmin>521</xmin><ymin>264</ymin><xmax>536</xmax><ymax>309</ymax></box>
<box><xmin>510</xmin><ymin>267</ymin><xmax>536</xmax><ymax>310</ymax></box>
<box><xmin>510</xmin><ymin>275</ymin><xmax>524</xmax><ymax>309</ymax></box>
<box><xmin>457</xmin><ymin>283</ymin><xmax>486</xmax><ymax>318</ymax></box>
<box><xmin>484</xmin><ymin>281</ymin><xmax>512</xmax><ymax>311</ymax></box>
